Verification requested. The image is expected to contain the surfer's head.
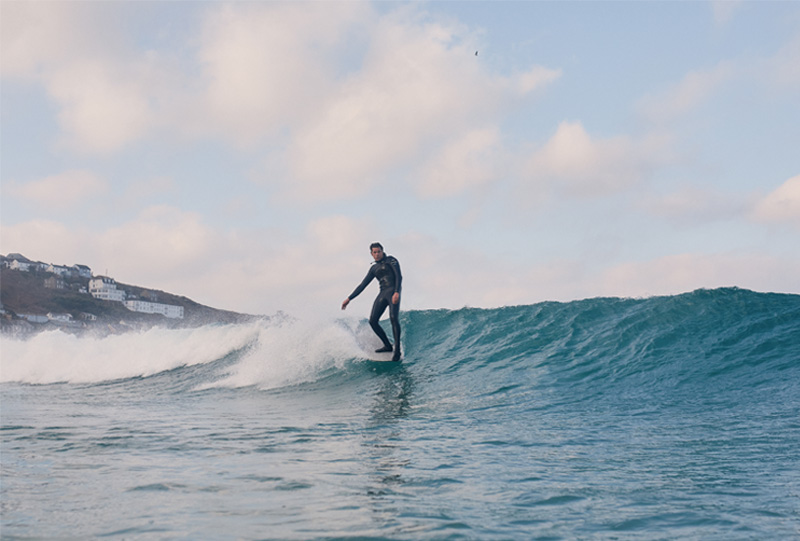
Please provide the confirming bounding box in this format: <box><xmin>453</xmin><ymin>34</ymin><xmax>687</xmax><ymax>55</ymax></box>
<box><xmin>370</xmin><ymin>242</ymin><xmax>385</xmax><ymax>261</ymax></box>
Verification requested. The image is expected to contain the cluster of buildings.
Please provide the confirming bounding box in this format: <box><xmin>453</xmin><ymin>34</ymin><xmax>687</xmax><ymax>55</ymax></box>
<box><xmin>89</xmin><ymin>276</ymin><xmax>184</xmax><ymax>319</ymax></box>
<box><xmin>2</xmin><ymin>253</ymin><xmax>184</xmax><ymax>321</ymax></box>
<box><xmin>3</xmin><ymin>254</ymin><xmax>92</xmax><ymax>279</ymax></box>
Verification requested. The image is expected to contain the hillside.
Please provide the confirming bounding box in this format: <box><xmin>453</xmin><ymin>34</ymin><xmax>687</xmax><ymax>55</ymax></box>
<box><xmin>1</xmin><ymin>268</ymin><xmax>259</xmax><ymax>335</ymax></box>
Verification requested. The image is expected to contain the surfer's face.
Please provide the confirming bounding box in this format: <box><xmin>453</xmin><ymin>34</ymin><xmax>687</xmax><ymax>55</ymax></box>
<box><xmin>371</xmin><ymin>247</ymin><xmax>384</xmax><ymax>261</ymax></box>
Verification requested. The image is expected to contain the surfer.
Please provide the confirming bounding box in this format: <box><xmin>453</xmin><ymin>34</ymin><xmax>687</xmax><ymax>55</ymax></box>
<box><xmin>341</xmin><ymin>242</ymin><xmax>402</xmax><ymax>361</ymax></box>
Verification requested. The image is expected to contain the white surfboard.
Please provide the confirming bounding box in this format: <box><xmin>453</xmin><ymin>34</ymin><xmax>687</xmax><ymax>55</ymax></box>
<box><xmin>349</xmin><ymin>320</ymin><xmax>400</xmax><ymax>362</ymax></box>
<box><xmin>366</xmin><ymin>351</ymin><xmax>398</xmax><ymax>362</ymax></box>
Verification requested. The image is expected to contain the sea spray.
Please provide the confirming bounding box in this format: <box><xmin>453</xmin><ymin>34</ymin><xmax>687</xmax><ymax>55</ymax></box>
<box><xmin>203</xmin><ymin>315</ymin><xmax>378</xmax><ymax>391</ymax></box>
<box><xmin>0</xmin><ymin>322</ymin><xmax>262</xmax><ymax>384</ymax></box>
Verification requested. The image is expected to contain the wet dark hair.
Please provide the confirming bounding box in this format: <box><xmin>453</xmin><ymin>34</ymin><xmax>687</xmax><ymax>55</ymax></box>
<box><xmin>369</xmin><ymin>242</ymin><xmax>384</xmax><ymax>251</ymax></box>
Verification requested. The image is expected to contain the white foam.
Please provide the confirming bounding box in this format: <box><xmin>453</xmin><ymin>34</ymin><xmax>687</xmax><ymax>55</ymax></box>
<box><xmin>0</xmin><ymin>322</ymin><xmax>262</xmax><ymax>385</ymax></box>
<box><xmin>0</xmin><ymin>316</ymin><xmax>384</xmax><ymax>388</ymax></box>
<box><xmin>205</xmin><ymin>316</ymin><xmax>373</xmax><ymax>391</ymax></box>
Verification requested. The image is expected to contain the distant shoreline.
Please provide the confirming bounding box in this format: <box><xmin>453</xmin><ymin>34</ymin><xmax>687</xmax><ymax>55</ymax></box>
<box><xmin>1</xmin><ymin>267</ymin><xmax>262</xmax><ymax>337</ymax></box>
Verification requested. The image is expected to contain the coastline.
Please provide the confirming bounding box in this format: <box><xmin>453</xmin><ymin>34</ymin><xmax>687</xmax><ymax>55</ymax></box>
<box><xmin>1</xmin><ymin>268</ymin><xmax>262</xmax><ymax>338</ymax></box>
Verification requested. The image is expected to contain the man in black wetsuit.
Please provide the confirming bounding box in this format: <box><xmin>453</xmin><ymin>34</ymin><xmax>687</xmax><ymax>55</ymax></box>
<box><xmin>341</xmin><ymin>242</ymin><xmax>402</xmax><ymax>361</ymax></box>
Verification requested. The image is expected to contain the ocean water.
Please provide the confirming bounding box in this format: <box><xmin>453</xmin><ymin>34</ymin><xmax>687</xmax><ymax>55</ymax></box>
<box><xmin>1</xmin><ymin>287</ymin><xmax>799</xmax><ymax>540</ymax></box>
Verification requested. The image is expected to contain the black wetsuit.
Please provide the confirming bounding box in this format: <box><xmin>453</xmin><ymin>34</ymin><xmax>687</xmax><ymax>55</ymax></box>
<box><xmin>348</xmin><ymin>255</ymin><xmax>402</xmax><ymax>359</ymax></box>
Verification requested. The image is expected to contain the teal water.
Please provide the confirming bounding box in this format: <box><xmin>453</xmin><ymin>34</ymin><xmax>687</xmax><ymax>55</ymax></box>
<box><xmin>2</xmin><ymin>288</ymin><xmax>799</xmax><ymax>539</ymax></box>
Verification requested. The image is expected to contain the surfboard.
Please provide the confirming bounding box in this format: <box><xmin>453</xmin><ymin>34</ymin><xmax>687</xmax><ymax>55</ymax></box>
<box><xmin>361</xmin><ymin>345</ymin><xmax>398</xmax><ymax>362</ymax></box>
<box><xmin>344</xmin><ymin>319</ymin><xmax>401</xmax><ymax>362</ymax></box>
<box><xmin>367</xmin><ymin>353</ymin><xmax>400</xmax><ymax>362</ymax></box>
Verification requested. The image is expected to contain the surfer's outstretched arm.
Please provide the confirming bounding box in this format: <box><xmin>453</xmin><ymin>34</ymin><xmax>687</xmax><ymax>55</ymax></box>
<box><xmin>342</xmin><ymin>267</ymin><xmax>375</xmax><ymax>309</ymax></box>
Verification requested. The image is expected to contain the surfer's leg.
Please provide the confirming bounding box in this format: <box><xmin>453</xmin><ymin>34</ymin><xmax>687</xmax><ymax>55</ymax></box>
<box><xmin>369</xmin><ymin>294</ymin><xmax>392</xmax><ymax>350</ymax></box>
<box><xmin>389</xmin><ymin>300</ymin><xmax>401</xmax><ymax>361</ymax></box>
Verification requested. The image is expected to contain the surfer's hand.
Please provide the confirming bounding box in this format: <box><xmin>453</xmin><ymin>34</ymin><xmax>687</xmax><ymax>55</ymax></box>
<box><xmin>341</xmin><ymin>298</ymin><xmax>350</xmax><ymax>310</ymax></box>
<box><xmin>392</xmin><ymin>292</ymin><xmax>400</xmax><ymax>305</ymax></box>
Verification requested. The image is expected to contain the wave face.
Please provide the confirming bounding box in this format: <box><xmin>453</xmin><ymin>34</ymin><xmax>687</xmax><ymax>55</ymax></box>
<box><xmin>2</xmin><ymin>287</ymin><xmax>799</xmax><ymax>539</ymax></box>
<box><xmin>402</xmin><ymin>287</ymin><xmax>800</xmax><ymax>405</ymax></box>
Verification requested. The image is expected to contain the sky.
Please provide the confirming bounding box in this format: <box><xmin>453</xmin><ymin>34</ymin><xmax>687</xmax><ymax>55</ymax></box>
<box><xmin>1</xmin><ymin>0</ymin><xmax>799</xmax><ymax>317</ymax></box>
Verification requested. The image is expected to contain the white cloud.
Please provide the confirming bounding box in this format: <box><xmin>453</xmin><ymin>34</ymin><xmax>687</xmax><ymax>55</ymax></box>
<box><xmin>306</xmin><ymin>215</ymin><xmax>372</xmax><ymax>256</ymax></box>
<box><xmin>4</xmin><ymin>214</ymin><xmax>798</xmax><ymax>316</ymax></box>
<box><xmin>415</xmin><ymin>128</ymin><xmax>503</xmax><ymax>198</ymax></box>
<box><xmin>3</xmin><ymin>0</ymin><xmax>559</xmax><ymax>174</ymax></box>
<box><xmin>192</xmin><ymin>2</ymin><xmax>369</xmax><ymax>144</ymax></box>
<box><xmin>761</xmin><ymin>33</ymin><xmax>800</xmax><ymax>92</ymax></box>
<box><xmin>283</xmin><ymin>7</ymin><xmax>559</xmax><ymax>200</ymax></box>
<box><xmin>636</xmin><ymin>61</ymin><xmax>734</xmax><ymax>123</ymax></box>
<box><xmin>711</xmin><ymin>1</ymin><xmax>743</xmax><ymax>26</ymax></box>
<box><xmin>0</xmin><ymin>211</ymin><xmax>376</xmax><ymax>315</ymax></box>
<box><xmin>0</xmin><ymin>220</ymin><xmax>84</xmax><ymax>266</ymax></box>
<box><xmin>514</xmin><ymin>65</ymin><xmax>562</xmax><ymax>94</ymax></box>
<box><xmin>0</xmin><ymin>2</ymin><xmax>102</xmax><ymax>78</ymax></box>
<box><xmin>752</xmin><ymin>174</ymin><xmax>800</xmax><ymax>227</ymax></box>
<box><xmin>596</xmin><ymin>252</ymin><xmax>800</xmax><ymax>298</ymax></box>
<box><xmin>642</xmin><ymin>186</ymin><xmax>748</xmax><ymax>224</ymax></box>
<box><xmin>0</xmin><ymin>207</ymin><xmax>219</xmax><ymax>294</ymax></box>
<box><xmin>6</xmin><ymin>170</ymin><xmax>108</xmax><ymax>209</ymax></box>
<box><xmin>123</xmin><ymin>176</ymin><xmax>177</xmax><ymax>204</ymax></box>
<box><xmin>49</xmin><ymin>60</ymin><xmax>159</xmax><ymax>153</ymax></box>
<box><xmin>0</xmin><ymin>2</ymin><xmax>165</xmax><ymax>153</ymax></box>
<box><xmin>521</xmin><ymin>122</ymin><xmax>669</xmax><ymax>198</ymax></box>
<box><xmin>96</xmin><ymin>206</ymin><xmax>217</xmax><ymax>275</ymax></box>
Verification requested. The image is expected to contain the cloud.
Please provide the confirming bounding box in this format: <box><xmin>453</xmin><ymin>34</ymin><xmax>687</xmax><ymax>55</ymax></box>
<box><xmin>761</xmin><ymin>33</ymin><xmax>800</xmax><ymax>92</ymax></box>
<box><xmin>192</xmin><ymin>2</ymin><xmax>369</xmax><ymax>144</ymax></box>
<box><xmin>4</xmin><ymin>213</ymin><xmax>798</xmax><ymax>316</ymax></box>
<box><xmin>6</xmin><ymin>170</ymin><xmax>108</xmax><ymax>209</ymax></box>
<box><xmin>520</xmin><ymin>121</ymin><xmax>670</xmax><ymax>198</ymax></box>
<box><xmin>283</xmin><ymin>7</ymin><xmax>559</xmax><ymax>200</ymax></box>
<box><xmin>1</xmin><ymin>206</ymin><xmax>218</xmax><ymax>285</ymax></box>
<box><xmin>123</xmin><ymin>176</ymin><xmax>177</xmax><ymax>205</ymax></box>
<box><xmin>514</xmin><ymin>65</ymin><xmax>562</xmax><ymax>94</ymax></box>
<box><xmin>96</xmin><ymin>206</ymin><xmax>218</xmax><ymax>275</ymax></box>
<box><xmin>49</xmin><ymin>60</ymin><xmax>160</xmax><ymax>153</ymax></box>
<box><xmin>752</xmin><ymin>174</ymin><xmax>800</xmax><ymax>228</ymax></box>
<box><xmin>0</xmin><ymin>2</ymin><xmax>166</xmax><ymax>153</ymax></box>
<box><xmin>0</xmin><ymin>220</ymin><xmax>84</xmax><ymax>266</ymax></box>
<box><xmin>415</xmin><ymin>128</ymin><xmax>504</xmax><ymax>198</ymax></box>
<box><xmin>3</xmin><ymin>0</ymin><xmax>559</xmax><ymax>176</ymax></box>
<box><xmin>711</xmin><ymin>1</ymin><xmax>743</xmax><ymax>26</ymax></box>
<box><xmin>597</xmin><ymin>252</ymin><xmax>800</xmax><ymax>297</ymax></box>
<box><xmin>0</xmin><ymin>2</ymin><xmax>102</xmax><ymax>78</ymax></box>
<box><xmin>642</xmin><ymin>186</ymin><xmax>748</xmax><ymax>224</ymax></box>
<box><xmin>636</xmin><ymin>61</ymin><xmax>735</xmax><ymax>123</ymax></box>
<box><xmin>0</xmin><ymin>211</ymin><xmax>377</xmax><ymax>315</ymax></box>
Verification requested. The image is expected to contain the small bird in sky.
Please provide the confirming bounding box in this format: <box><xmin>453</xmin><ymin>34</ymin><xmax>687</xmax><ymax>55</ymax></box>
<box><xmin>475</xmin><ymin>51</ymin><xmax>478</xmax><ymax>56</ymax></box>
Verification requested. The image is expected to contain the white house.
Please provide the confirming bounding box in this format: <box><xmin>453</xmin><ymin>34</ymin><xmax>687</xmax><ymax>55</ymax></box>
<box><xmin>89</xmin><ymin>277</ymin><xmax>126</xmax><ymax>302</ymax></box>
<box><xmin>47</xmin><ymin>264</ymin><xmax>71</xmax><ymax>276</ymax></box>
<box><xmin>124</xmin><ymin>300</ymin><xmax>184</xmax><ymax>319</ymax></box>
<box><xmin>9</xmin><ymin>259</ymin><xmax>31</xmax><ymax>272</ymax></box>
<box><xmin>47</xmin><ymin>313</ymin><xmax>73</xmax><ymax>323</ymax></box>
<box><xmin>21</xmin><ymin>314</ymin><xmax>49</xmax><ymax>324</ymax></box>
<box><xmin>73</xmin><ymin>264</ymin><xmax>92</xmax><ymax>278</ymax></box>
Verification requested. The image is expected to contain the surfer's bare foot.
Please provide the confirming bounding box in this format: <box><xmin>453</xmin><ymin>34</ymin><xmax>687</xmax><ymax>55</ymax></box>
<box><xmin>375</xmin><ymin>345</ymin><xmax>393</xmax><ymax>353</ymax></box>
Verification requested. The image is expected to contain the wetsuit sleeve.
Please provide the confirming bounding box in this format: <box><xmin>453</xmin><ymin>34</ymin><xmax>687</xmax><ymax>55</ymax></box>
<box><xmin>348</xmin><ymin>266</ymin><xmax>375</xmax><ymax>300</ymax></box>
<box><xmin>389</xmin><ymin>257</ymin><xmax>402</xmax><ymax>295</ymax></box>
